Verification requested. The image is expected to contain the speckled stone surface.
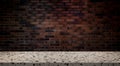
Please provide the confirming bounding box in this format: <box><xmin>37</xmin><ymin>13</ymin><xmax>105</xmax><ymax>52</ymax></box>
<box><xmin>0</xmin><ymin>52</ymin><xmax>120</xmax><ymax>63</ymax></box>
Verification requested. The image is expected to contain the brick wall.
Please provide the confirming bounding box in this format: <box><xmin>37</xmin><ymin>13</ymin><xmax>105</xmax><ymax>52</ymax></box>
<box><xmin>0</xmin><ymin>0</ymin><xmax>119</xmax><ymax>51</ymax></box>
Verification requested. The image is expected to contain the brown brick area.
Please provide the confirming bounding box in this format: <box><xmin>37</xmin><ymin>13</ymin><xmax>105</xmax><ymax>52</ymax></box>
<box><xmin>0</xmin><ymin>0</ymin><xmax>120</xmax><ymax>51</ymax></box>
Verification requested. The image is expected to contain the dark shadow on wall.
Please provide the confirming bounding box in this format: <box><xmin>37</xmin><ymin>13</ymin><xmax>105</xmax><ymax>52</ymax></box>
<box><xmin>0</xmin><ymin>63</ymin><xmax>119</xmax><ymax>66</ymax></box>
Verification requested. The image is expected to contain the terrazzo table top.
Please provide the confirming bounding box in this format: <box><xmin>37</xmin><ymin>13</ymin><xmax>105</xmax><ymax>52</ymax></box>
<box><xmin>0</xmin><ymin>52</ymin><xmax>120</xmax><ymax>63</ymax></box>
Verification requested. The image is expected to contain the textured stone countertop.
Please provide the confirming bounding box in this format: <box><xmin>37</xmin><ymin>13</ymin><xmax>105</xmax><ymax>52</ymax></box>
<box><xmin>0</xmin><ymin>52</ymin><xmax>120</xmax><ymax>63</ymax></box>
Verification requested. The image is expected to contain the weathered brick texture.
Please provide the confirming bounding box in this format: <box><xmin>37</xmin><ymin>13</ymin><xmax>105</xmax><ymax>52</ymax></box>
<box><xmin>0</xmin><ymin>0</ymin><xmax>119</xmax><ymax>51</ymax></box>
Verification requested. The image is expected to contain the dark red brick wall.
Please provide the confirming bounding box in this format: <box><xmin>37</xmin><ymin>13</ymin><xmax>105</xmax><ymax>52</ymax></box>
<box><xmin>0</xmin><ymin>0</ymin><xmax>119</xmax><ymax>51</ymax></box>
